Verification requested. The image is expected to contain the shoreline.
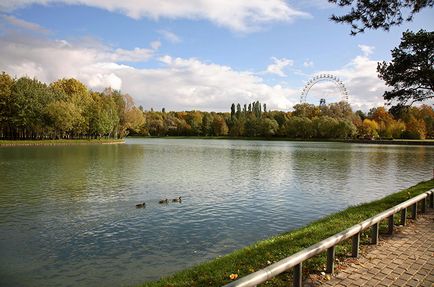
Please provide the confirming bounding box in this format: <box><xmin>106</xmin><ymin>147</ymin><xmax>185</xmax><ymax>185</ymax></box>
<box><xmin>0</xmin><ymin>139</ymin><xmax>125</xmax><ymax>146</ymax></box>
<box><xmin>130</xmin><ymin>136</ymin><xmax>434</xmax><ymax>146</ymax></box>
<box><xmin>141</xmin><ymin>179</ymin><xmax>434</xmax><ymax>287</ymax></box>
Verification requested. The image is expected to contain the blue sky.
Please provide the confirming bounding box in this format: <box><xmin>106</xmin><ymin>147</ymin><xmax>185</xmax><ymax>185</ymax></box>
<box><xmin>0</xmin><ymin>1</ymin><xmax>433</xmax><ymax>111</ymax></box>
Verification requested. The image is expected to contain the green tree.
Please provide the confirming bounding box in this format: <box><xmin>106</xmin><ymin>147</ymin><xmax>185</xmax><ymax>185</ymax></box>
<box><xmin>312</xmin><ymin>116</ymin><xmax>338</xmax><ymax>138</ymax></box>
<box><xmin>236</xmin><ymin>103</ymin><xmax>242</xmax><ymax>119</ymax></box>
<box><xmin>201</xmin><ymin>113</ymin><xmax>213</xmax><ymax>136</ymax></box>
<box><xmin>146</xmin><ymin>112</ymin><xmax>165</xmax><ymax>136</ymax></box>
<box><xmin>284</xmin><ymin>116</ymin><xmax>314</xmax><ymax>138</ymax></box>
<box><xmin>10</xmin><ymin>77</ymin><xmax>56</xmax><ymax>139</ymax></box>
<box><xmin>377</xmin><ymin>30</ymin><xmax>434</xmax><ymax>110</ymax></box>
<box><xmin>51</xmin><ymin>78</ymin><xmax>95</xmax><ymax>137</ymax></box>
<box><xmin>230</xmin><ymin>103</ymin><xmax>235</xmax><ymax>118</ymax></box>
<box><xmin>0</xmin><ymin>72</ymin><xmax>15</xmax><ymax>138</ymax></box>
<box><xmin>45</xmin><ymin>100</ymin><xmax>81</xmax><ymax>138</ymax></box>
<box><xmin>261</xmin><ymin>118</ymin><xmax>279</xmax><ymax>137</ymax></box>
<box><xmin>329</xmin><ymin>0</ymin><xmax>434</xmax><ymax>35</ymax></box>
<box><xmin>336</xmin><ymin>119</ymin><xmax>357</xmax><ymax>139</ymax></box>
<box><xmin>230</xmin><ymin>118</ymin><xmax>245</xmax><ymax>136</ymax></box>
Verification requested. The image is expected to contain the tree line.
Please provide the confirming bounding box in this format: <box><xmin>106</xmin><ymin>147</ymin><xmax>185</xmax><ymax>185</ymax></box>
<box><xmin>0</xmin><ymin>72</ymin><xmax>432</xmax><ymax>140</ymax></box>
<box><xmin>140</xmin><ymin>101</ymin><xmax>433</xmax><ymax>140</ymax></box>
<box><xmin>0</xmin><ymin>72</ymin><xmax>144</xmax><ymax>140</ymax></box>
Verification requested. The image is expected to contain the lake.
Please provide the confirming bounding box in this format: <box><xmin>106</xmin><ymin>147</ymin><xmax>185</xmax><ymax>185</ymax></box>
<box><xmin>0</xmin><ymin>138</ymin><xmax>432</xmax><ymax>287</ymax></box>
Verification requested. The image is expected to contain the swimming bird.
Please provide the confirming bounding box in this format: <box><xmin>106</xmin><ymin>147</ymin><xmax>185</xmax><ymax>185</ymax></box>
<box><xmin>159</xmin><ymin>199</ymin><xmax>169</xmax><ymax>204</ymax></box>
<box><xmin>135</xmin><ymin>202</ymin><xmax>146</xmax><ymax>208</ymax></box>
<box><xmin>172</xmin><ymin>196</ymin><xmax>182</xmax><ymax>203</ymax></box>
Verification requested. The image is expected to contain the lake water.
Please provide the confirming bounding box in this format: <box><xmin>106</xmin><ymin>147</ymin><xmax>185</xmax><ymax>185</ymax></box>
<box><xmin>0</xmin><ymin>138</ymin><xmax>432</xmax><ymax>287</ymax></box>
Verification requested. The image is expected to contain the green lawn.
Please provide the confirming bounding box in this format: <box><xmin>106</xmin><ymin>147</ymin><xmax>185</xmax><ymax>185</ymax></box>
<box><xmin>141</xmin><ymin>179</ymin><xmax>434</xmax><ymax>287</ymax></box>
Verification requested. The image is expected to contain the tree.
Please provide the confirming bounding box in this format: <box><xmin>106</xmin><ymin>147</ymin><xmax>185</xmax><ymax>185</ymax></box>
<box><xmin>0</xmin><ymin>72</ymin><xmax>14</xmax><ymax>138</ymax></box>
<box><xmin>211</xmin><ymin>114</ymin><xmax>228</xmax><ymax>136</ymax></box>
<box><xmin>292</xmin><ymin>103</ymin><xmax>320</xmax><ymax>119</ymax></box>
<box><xmin>361</xmin><ymin>119</ymin><xmax>380</xmax><ymax>139</ymax></box>
<box><xmin>10</xmin><ymin>77</ymin><xmax>57</xmax><ymax>139</ymax></box>
<box><xmin>45</xmin><ymin>100</ymin><xmax>80</xmax><ymax>138</ymax></box>
<box><xmin>377</xmin><ymin>30</ymin><xmax>434</xmax><ymax>110</ymax></box>
<box><xmin>201</xmin><ymin>113</ymin><xmax>213</xmax><ymax>136</ymax></box>
<box><xmin>329</xmin><ymin>0</ymin><xmax>434</xmax><ymax>35</ymax></box>
<box><xmin>403</xmin><ymin>116</ymin><xmax>427</xmax><ymax>139</ymax></box>
<box><xmin>261</xmin><ymin>118</ymin><xmax>279</xmax><ymax>137</ymax></box>
<box><xmin>124</xmin><ymin>107</ymin><xmax>145</xmax><ymax>134</ymax></box>
<box><xmin>185</xmin><ymin>111</ymin><xmax>203</xmax><ymax>135</ymax></box>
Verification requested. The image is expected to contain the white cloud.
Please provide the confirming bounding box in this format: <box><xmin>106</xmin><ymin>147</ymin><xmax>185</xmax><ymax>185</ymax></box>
<box><xmin>2</xmin><ymin>15</ymin><xmax>49</xmax><ymax>34</ymax></box>
<box><xmin>158</xmin><ymin>30</ymin><xmax>181</xmax><ymax>43</ymax></box>
<box><xmin>0</xmin><ymin>0</ymin><xmax>309</xmax><ymax>32</ymax></box>
<box><xmin>0</xmin><ymin>32</ymin><xmax>298</xmax><ymax>111</ymax></box>
<box><xmin>358</xmin><ymin>44</ymin><xmax>375</xmax><ymax>57</ymax></box>
<box><xmin>303</xmin><ymin>60</ymin><xmax>314</xmax><ymax>67</ymax></box>
<box><xmin>150</xmin><ymin>40</ymin><xmax>161</xmax><ymax>50</ymax></box>
<box><xmin>307</xmin><ymin>48</ymin><xmax>387</xmax><ymax>111</ymax></box>
<box><xmin>113</xmin><ymin>47</ymin><xmax>156</xmax><ymax>62</ymax></box>
<box><xmin>266</xmin><ymin>57</ymin><xmax>294</xmax><ymax>77</ymax></box>
<box><xmin>1</xmin><ymin>32</ymin><xmax>407</xmax><ymax>112</ymax></box>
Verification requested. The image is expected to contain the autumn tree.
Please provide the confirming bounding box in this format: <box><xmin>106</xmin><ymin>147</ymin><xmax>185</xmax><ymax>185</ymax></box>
<box><xmin>211</xmin><ymin>114</ymin><xmax>228</xmax><ymax>136</ymax></box>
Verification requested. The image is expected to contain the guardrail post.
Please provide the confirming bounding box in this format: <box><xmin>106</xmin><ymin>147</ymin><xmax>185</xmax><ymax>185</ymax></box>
<box><xmin>411</xmin><ymin>202</ymin><xmax>417</xmax><ymax>220</ymax></box>
<box><xmin>293</xmin><ymin>263</ymin><xmax>302</xmax><ymax>287</ymax></box>
<box><xmin>400</xmin><ymin>208</ymin><xmax>407</xmax><ymax>226</ymax></box>
<box><xmin>371</xmin><ymin>222</ymin><xmax>379</xmax><ymax>245</ymax></box>
<box><xmin>352</xmin><ymin>232</ymin><xmax>360</xmax><ymax>257</ymax></box>
<box><xmin>326</xmin><ymin>246</ymin><xmax>335</xmax><ymax>274</ymax></box>
<box><xmin>429</xmin><ymin>191</ymin><xmax>434</xmax><ymax>208</ymax></box>
<box><xmin>421</xmin><ymin>197</ymin><xmax>427</xmax><ymax>213</ymax></box>
<box><xmin>387</xmin><ymin>215</ymin><xmax>394</xmax><ymax>235</ymax></box>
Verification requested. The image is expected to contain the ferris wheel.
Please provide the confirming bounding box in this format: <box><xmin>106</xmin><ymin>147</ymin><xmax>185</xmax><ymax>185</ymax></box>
<box><xmin>300</xmin><ymin>74</ymin><xmax>349</xmax><ymax>103</ymax></box>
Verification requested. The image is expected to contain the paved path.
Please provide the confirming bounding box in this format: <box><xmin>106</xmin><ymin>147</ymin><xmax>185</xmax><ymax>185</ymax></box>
<box><xmin>316</xmin><ymin>209</ymin><xmax>434</xmax><ymax>287</ymax></box>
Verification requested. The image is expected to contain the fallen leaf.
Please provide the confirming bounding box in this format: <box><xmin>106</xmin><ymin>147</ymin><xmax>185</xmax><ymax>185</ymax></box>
<box><xmin>229</xmin><ymin>274</ymin><xmax>238</xmax><ymax>280</ymax></box>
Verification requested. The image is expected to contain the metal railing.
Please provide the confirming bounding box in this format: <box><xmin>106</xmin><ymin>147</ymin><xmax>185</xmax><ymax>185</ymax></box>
<box><xmin>223</xmin><ymin>189</ymin><xmax>434</xmax><ymax>287</ymax></box>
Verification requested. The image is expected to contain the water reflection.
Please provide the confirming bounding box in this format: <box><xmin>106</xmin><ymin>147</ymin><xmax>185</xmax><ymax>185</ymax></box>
<box><xmin>0</xmin><ymin>139</ymin><xmax>432</xmax><ymax>287</ymax></box>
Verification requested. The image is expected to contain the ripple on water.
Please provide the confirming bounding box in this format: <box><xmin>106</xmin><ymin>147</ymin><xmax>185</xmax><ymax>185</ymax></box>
<box><xmin>0</xmin><ymin>140</ymin><xmax>433</xmax><ymax>287</ymax></box>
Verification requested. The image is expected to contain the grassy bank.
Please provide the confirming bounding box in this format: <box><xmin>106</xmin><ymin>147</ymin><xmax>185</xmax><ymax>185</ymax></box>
<box><xmin>142</xmin><ymin>179</ymin><xmax>434</xmax><ymax>287</ymax></box>
<box><xmin>0</xmin><ymin>139</ymin><xmax>125</xmax><ymax>146</ymax></box>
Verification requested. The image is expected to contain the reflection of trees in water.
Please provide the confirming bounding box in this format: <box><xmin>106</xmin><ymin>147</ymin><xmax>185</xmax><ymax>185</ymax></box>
<box><xmin>291</xmin><ymin>143</ymin><xmax>353</xmax><ymax>184</ymax></box>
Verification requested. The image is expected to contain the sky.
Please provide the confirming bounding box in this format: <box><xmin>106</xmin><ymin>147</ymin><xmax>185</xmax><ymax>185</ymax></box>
<box><xmin>0</xmin><ymin>1</ymin><xmax>433</xmax><ymax>112</ymax></box>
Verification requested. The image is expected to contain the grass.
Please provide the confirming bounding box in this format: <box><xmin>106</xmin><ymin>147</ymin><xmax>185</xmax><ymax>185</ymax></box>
<box><xmin>0</xmin><ymin>138</ymin><xmax>125</xmax><ymax>146</ymax></box>
<box><xmin>141</xmin><ymin>179</ymin><xmax>434</xmax><ymax>287</ymax></box>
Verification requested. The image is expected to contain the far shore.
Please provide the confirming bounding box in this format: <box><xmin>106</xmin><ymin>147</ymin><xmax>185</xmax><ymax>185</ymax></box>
<box><xmin>2</xmin><ymin>137</ymin><xmax>433</xmax><ymax>146</ymax></box>
<box><xmin>0</xmin><ymin>139</ymin><xmax>125</xmax><ymax>146</ymax></box>
<box><xmin>129</xmin><ymin>136</ymin><xmax>434</xmax><ymax>146</ymax></box>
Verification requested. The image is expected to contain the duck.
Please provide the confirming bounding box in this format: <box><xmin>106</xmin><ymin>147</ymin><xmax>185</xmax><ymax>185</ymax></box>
<box><xmin>172</xmin><ymin>196</ymin><xmax>182</xmax><ymax>203</ymax></box>
<box><xmin>135</xmin><ymin>202</ymin><xmax>146</xmax><ymax>208</ymax></box>
<box><xmin>159</xmin><ymin>199</ymin><xmax>169</xmax><ymax>204</ymax></box>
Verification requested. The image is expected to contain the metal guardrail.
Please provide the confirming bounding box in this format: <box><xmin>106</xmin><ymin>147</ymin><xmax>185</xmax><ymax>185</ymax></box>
<box><xmin>223</xmin><ymin>189</ymin><xmax>434</xmax><ymax>287</ymax></box>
